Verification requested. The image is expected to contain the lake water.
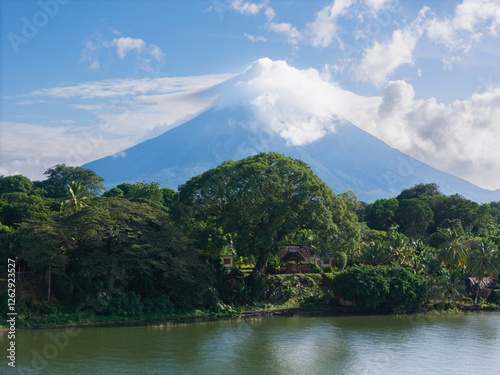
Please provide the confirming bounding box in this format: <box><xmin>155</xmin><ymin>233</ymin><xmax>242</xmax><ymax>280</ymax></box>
<box><xmin>2</xmin><ymin>313</ymin><xmax>499</xmax><ymax>374</ymax></box>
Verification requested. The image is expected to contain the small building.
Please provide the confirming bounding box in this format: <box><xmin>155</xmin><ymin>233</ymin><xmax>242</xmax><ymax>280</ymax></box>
<box><xmin>221</xmin><ymin>254</ymin><xmax>236</xmax><ymax>269</ymax></box>
<box><xmin>276</xmin><ymin>244</ymin><xmax>335</xmax><ymax>273</ymax></box>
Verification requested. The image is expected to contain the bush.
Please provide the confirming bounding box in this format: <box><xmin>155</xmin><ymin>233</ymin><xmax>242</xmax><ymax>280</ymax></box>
<box><xmin>309</xmin><ymin>263</ymin><xmax>322</xmax><ymax>274</ymax></box>
<box><xmin>336</xmin><ymin>252</ymin><xmax>347</xmax><ymax>271</ymax></box>
<box><xmin>143</xmin><ymin>295</ymin><xmax>175</xmax><ymax>315</ymax></box>
<box><xmin>332</xmin><ymin>264</ymin><xmax>426</xmax><ymax>312</ymax></box>
<box><xmin>323</xmin><ymin>265</ymin><xmax>334</xmax><ymax>273</ymax></box>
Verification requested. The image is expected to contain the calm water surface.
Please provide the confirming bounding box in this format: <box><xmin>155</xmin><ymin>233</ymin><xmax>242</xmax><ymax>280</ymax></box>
<box><xmin>2</xmin><ymin>313</ymin><xmax>499</xmax><ymax>374</ymax></box>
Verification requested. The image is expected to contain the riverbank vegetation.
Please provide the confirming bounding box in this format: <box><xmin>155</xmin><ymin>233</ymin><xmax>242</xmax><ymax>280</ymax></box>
<box><xmin>1</xmin><ymin>153</ymin><xmax>499</xmax><ymax>328</ymax></box>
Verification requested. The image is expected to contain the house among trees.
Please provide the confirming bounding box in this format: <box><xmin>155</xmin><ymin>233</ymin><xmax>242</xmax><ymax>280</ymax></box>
<box><xmin>221</xmin><ymin>254</ymin><xmax>236</xmax><ymax>269</ymax></box>
<box><xmin>276</xmin><ymin>244</ymin><xmax>335</xmax><ymax>273</ymax></box>
<box><xmin>221</xmin><ymin>244</ymin><xmax>335</xmax><ymax>273</ymax></box>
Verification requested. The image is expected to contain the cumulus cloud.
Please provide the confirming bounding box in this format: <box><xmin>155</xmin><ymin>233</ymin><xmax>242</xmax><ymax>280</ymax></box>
<box><xmin>114</xmin><ymin>37</ymin><xmax>145</xmax><ymax>58</ymax></box>
<box><xmin>426</xmin><ymin>0</ymin><xmax>500</xmax><ymax>49</ymax></box>
<box><xmin>353</xmin><ymin>7</ymin><xmax>428</xmax><ymax>86</ymax></box>
<box><xmin>267</xmin><ymin>22</ymin><xmax>302</xmax><ymax>45</ymax></box>
<box><xmin>213</xmin><ymin>59</ymin><xmax>500</xmax><ymax>189</ymax></box>
<box><xmin>215</xmin><ymin>58</ymin><xmax>376</xmax><ymax>146</ymax></box>
<box><xmin>6</xmin><ymin>58</ymin><xmax>500</xmax><ymax>190</ymax></box>
<box><xmin>305</xmin><ymin>0</ymin><xmax>354</xmax><ymax>48</ymax></box>
<box><xmin>229</xmin><ymin>0</ymin><xmax>267</xmax><ymax>15</ymax></box>
<box><xmin>365</xmin><ymin>81</ymin><xmax>500</xmax><ymax>190</ymax></box>
<box><xmin>80</xmin><ymin>30</ymin><xmax>164</xmax><ymax>72</ymax></box>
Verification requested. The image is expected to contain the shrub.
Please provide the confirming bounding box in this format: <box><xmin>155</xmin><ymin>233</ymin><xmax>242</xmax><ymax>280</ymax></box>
<box><xmin>336</xmin><ymin>252</ymin><xmax>347</xmax><ymax>271</ymax></box>
<box><xmin>143</xmin><ymin>294</ymin><xmax>175</xmax><ymax>315</ymax></box>
<box><xmin>323</xmin><ymin>265</ymin><xmax>334</xmax><ymax>273</ymax></box>
<box><xmin>309</xmin><ymin>263</ymin><xmax>322</xmax><ymax>274</ymax></box>
<box><xmin>332</xmin><ymin>264</ymin><xmax>426</xmax><ymax>312</ymax></box>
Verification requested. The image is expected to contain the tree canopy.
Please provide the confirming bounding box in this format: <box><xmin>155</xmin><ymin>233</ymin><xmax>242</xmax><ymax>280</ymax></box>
<box><xmin>39</xmin><ymin>164</ymin><xmax>105</xmax><ymax>198</ymax></box>
<box><xmin>177</xmin><ymin>152</ymin><xmax>360</xmax><ymax>273</ymax></box>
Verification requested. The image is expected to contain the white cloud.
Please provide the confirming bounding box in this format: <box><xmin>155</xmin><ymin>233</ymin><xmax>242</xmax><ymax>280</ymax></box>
<box><xmin>353</xmin><ymin>28</ymin><xmax>418</xmax><ymax>86</ymax></box>
<box><xmin>2</xmin><ymin>74</ymin><xmax>234</xmax><ymax>180</ymax></box>
<box><xmin>30</xmin><ymin>75</ymin><xmax>232</xmax><ymax>99</ymax></box>
<box><xmin>215</xmin><ymin>59</ymin><xmax>500</xmax><ymax>189</ymax></box>
<box><xmin>230</xmin><ymin>0</ymin><xmax>266</xmax><ymax>15</ymax></box>
<box><xmin>0</xmin><ymin>121</ymin><xmax>131</xmax><ymax>181</ymax></box>
<box><xmin>362</xmin><ymin>0</ymin><xmax>393</xmax><ymax>12</ymax></box>
<box><xmin>306</xmin><ymin>0</ymin><xmax>354</xmax><ymax>48</ymax></box>
<box><xmin>267</xmin><ymin>22</ymin><xmax>302</xmax><ymax>45</ymax></box>
<box><xmin>426</xmin><ymin>0</ymin><xmax>500</xmax><ymax>51</ymax></box>
<box><xmin>245</xmin><ymin>33</ymin><xmax>267</xmax><ymax>42</ymax></box>
<box><xmin>353</xmin><ymin>7</ymin><xmax>428</xmax><ymax>86</ymax></box>
<box><xmin>442</xmin><ymin>56</ymin><xmax>462</xmax><ymax>71</ymax></box>
<box><xmin>6</xmin><ymin>58</ymin><xmax>500</xmax><ymax>190</ymax></box>
<box><xmin>264</xmin><ymin>6</ymin><xmax>275</xmax><ymax>21</ymax></box>
<box><xmin>215</xmin><ymin>58</ymin><xmax>376</xmax><ymax>146</ymax></box>
<box><xmin>80</xmin><ymin>30</ymin><xmax>165</xmax><ymax>71</ymax></box>
<box><xmin>113</xmin><ymin>37</ymin><xmax>145</xmax><ymax>58</ymax></box>
<box><xmin>89</xmin><ymin>60</ymin><xmax>100</xmax><ymax>70</ymax></box>
<box><xmin>363</xmin><ymin>81</ymin><xmax>500</xmax><ymax>190</ymax></box>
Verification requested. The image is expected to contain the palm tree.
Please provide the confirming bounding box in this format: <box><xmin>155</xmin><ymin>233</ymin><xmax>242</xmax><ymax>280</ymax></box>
<box><xmin>388</xmin><ymin>232</ymin><xmax>412</xmax><ymax>266</ymax></box>
<box><xmin>61</xmin><ymin>181</ymin><xmax>87</xmax><ymax>211</ymax></box>
<box><xmin>437</xmin><ymin>229</ymin><xmax>468</xmax><ymax>270</ymax></box>
<box><xmin>359</xmin><ymin>240</ymin><xmax>392</xmax><ymax>265</ymax></box>
<box><xmin>440</xmin><ymin>270</ymin><xmax>466</xmax><ymax>302</ymax></box>
<box><xmin>467</xmin><ymin>239</ymin><xmax>500</xmax><ymax>304</ymax></box>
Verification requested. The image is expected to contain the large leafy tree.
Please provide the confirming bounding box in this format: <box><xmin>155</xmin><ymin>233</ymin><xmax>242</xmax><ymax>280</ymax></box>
<box><xmin>0</xmin><ymin>175</ymin><xmax>33</xmax><ymax>195</ymax></box>
<box><xmin>0</xmin><ymin>193</ymin><xmax>50</xmax><ymax>227</ymax></box>
<box><xmin>39</xmin><ymin>164</ymin><xmax>105</xmax><ymax>198</ymax></box>
<box><xmin>177</xmin><ymin>152</ymin><xmax>358</xmax><ymax>273</ymax></box>
<box><xmin>108</xmin><ymin>181</ymin><xmax>164</xmax><ymax>204</ymax></box>
<box><xmin>396</xmin><ymin>183</ymin><xmax>441</xmax><ymax>201</ymax></box>
<box><xmin>365</xmin><ymin>198</ymin><xmax>399</xmax><ymax>232</ymax></box>
<box><xmin>395</xmin><ymin>198</ymin><xmax>434</xmax><ymax>238</ymax></box>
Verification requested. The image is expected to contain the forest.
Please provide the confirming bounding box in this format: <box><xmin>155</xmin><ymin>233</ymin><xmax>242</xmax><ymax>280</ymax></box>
<box><xmin>1</xmin><ymin>152</ymin><xmax>499</xmax><ymax>327</ymax></box>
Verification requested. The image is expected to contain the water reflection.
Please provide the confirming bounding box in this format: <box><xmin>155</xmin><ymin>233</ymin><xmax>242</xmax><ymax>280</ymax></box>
<box><xmin>1</xmin><ymin>313</ymin><xmax>499</xmax><ymax>375</ymax></box>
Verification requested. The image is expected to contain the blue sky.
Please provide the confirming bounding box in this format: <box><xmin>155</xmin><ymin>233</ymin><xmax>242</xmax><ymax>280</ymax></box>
<box><xmin>1</xmin><ymin>0</ymin><xmax>500</xmax><ymax>190</ymax></box>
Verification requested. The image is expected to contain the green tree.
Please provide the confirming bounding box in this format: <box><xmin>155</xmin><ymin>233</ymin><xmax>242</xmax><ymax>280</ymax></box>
<box><xmin>467</xmin><ymin>239</ymin><xmax>500</xmax><ymax>303</ymax></box>
<box><xmin>365</xmin><ymin>198</ymin><xmax>399</xmax><ymax>232</ymax></box>
<box><xmin>358</xmin><ymin>240</ymin><xmax>393</xmax><ymax>265</ymax></box>
<box><xmin>114</xmin><ymin>181</ymin><xmax>164</xmax><ymax>204</ymax></box>
<box><xmin>0</xmin><ymin>193</ymin><xmax>50</xmax><ymax>227</ymax></box>
<box><xmin>0</xmin><ymin>175</ymin><xmax>33</xmax><ymax>195</ymax></box>
<box><xmin>177</xmin><ymin>152</ymin><xmax>359</xmax><ymax>273</ymax></box>
<box><xmin>16</xmin><ymin>220</ymin><xmax>69</xmax><ymax>301</ymax></box>
<box><xmin>40</xmin><ymin>164</ymin><xmax>105</xmax><ymax>198</ymax></box>
<box><xmin>103</xmin><ymin>187</ymin><xmax>124</xmax><ymax>198</ymax></box>
<box><xmin>61</xmin><ymin>181</ymin><xmax>87</xmax><ymax>211</ymax></box>
<box><xmin>396</xmin><ymin>183</ymin><xmax>441</xmax><ymax>201</ymax></box>
<box><xmin>15</xmin><ymin>198</ymin><xmax>215</xmax><ymax>308</ymax></box>
<box><xmin>395</xmin><ymin>198</ymin><xmax>434</xmax><ymax>238</ymax></box>
<box><xmin>161</xmin><ymin>188</ymin><xmax>178</xmax><ymax>210</ymax></box>
<box><xmin>437</xmin><ymin>228</ymin><xmax>468</xmax><ymax>270</ymax></box>
<box><xmin>429</xmin><ymin>194</ymin><xmax>491</xmax><ymax>234</ymax></box>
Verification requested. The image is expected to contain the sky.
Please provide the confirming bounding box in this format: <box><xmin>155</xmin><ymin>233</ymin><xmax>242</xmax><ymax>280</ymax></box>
<box><xmin>1</xmin><ymin>0</ymin><xmax>500</xmax><ymax>190</ymax></box>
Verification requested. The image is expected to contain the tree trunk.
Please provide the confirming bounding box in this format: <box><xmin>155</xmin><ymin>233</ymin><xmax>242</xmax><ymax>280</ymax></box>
<box><xmin>474</xmin><ymin>282</ymin><xmax>480</xmax><ymax>304</ymax></box>
<box><xmin>48</xmin><ymin>265</ymin><xmax>52</xmax><ymax>302</ymax></box>
<box><xmin>255</xmin><ymin>257</ymin><xmax>267</xmax><ymax>274</ymax></box>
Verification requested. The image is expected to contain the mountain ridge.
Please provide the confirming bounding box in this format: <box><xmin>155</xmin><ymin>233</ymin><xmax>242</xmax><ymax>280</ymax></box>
<box><xmin>83</xmin><ymin>106</ymin><xmax>500</xmax><ymax>203</ymax></box>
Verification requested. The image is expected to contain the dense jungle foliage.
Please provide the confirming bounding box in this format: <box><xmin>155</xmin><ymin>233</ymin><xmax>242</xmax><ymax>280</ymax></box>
<box><xmin>1</xmin><ymin>153</ymin><xmax>499</xmax><ymax>327</ymax></box>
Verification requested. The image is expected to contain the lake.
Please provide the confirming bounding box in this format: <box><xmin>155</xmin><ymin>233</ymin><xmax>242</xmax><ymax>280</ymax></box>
<box><xmin>2</xmin><ymin>313</ymin><xmax>499</xmax><ymax>374</ymax></box>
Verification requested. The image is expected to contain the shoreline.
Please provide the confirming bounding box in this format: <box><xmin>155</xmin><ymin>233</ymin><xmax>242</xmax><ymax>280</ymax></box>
<box><xmin>1</xmin><ymin>303</ymin><xmax>498</xmax><ymax>332</ymax></box>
